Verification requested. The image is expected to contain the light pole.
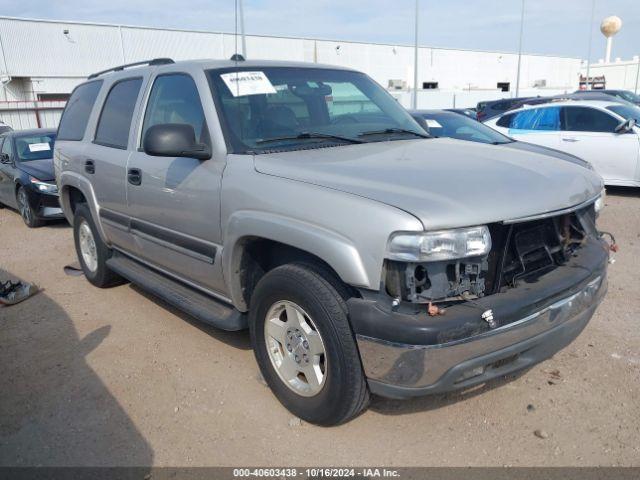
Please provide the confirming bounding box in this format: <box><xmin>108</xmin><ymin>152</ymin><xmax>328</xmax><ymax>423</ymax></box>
<box><xmin>635</xmin><ymin>56</ymin><xmax>640</xmax><ymax>94</ymax></box>
<box><xmin>412</xmin><ymin>0</ymin><xmax>419</xmax><ymax>109</ymax></box>
<box><xmin>514</xmin><ymin>0</ymin><xmax>525</xmax><ymax>97</ymax></box>
<box><xmin>585</xmin><ymin>0</ymin><xmax>596</xmax><ymax>89</ymax></box>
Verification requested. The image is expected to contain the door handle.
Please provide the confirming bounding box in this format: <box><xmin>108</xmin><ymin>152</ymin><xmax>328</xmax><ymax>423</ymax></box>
<box><xmin>127</xmin><ymin>168</ymin><xmax>142</xmax><ymax>186</ymax></box>
<box><xmin>562</xmin><ymin>138</ymin><xmax>579</xmax><ymax>143</ymax></box>
<box><xmin>85</xmin><ymin>160</ymin><xmax>95</xmax><ymax>174</ymax></box>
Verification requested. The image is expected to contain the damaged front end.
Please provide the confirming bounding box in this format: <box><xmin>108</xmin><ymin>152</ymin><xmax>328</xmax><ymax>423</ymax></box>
<box><xmin>385</xmin><ymin>203</ymin><xmax>604</xmax><ymax>312</ymax></box>
<box><xmin>348</xmin><ymin>199</ymin><xmax>610</xmax><ymax>398</ymax></box>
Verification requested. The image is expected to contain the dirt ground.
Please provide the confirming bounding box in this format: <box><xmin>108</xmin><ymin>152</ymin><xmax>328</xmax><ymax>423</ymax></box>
<box><xmin>0</xmin><ymin>188</ymin><xmax>638</xmax><ymax>467</ymax></box>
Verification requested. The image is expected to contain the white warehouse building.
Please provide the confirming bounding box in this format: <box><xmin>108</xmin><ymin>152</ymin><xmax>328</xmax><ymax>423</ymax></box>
<box><xmin>0</xmin><ymin>16</ymin><xmax>584</xmax><ymax>128</ymax></box>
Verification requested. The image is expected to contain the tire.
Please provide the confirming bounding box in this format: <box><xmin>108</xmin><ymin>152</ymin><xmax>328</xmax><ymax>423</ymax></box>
<box><xmin>73</xmin><ymin>203</ymin><xmax>124</xmax><ymax>288</ymax></box>
<box><xmin>249</xmin><ymin>263</ymin><xmax>369</xmax><ymax>426</ymax></box>
<box><xmin>16</xmin><ymin>186</ymin><xmax>44</xmax><ymax>228</ymax></box>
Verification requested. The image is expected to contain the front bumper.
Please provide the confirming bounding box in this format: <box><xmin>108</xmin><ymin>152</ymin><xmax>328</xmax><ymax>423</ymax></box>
<box><xmin>348</xmin><ymin>238</ymin><xmax>608</xmax><ymax>399</ymax></box>
<box><xmin>24</xmin><ymin>186</ymin><xmax>64</xmax><ymax>219</ymax></box>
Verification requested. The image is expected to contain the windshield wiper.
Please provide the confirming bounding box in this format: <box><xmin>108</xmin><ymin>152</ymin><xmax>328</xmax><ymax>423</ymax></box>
<box><xmin>256</xmin><ymin>132</ymin><xmax>364</xmax><ymax>145</ymax></box>
<box><xmin>358</xmin><ymin>128</ymin><xmax>430</xmax><ymax>139</ymax></box>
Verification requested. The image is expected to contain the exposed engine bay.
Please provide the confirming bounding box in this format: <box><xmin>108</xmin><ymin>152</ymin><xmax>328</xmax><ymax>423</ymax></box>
<box><xmin>385</xmin><ymin>204</ymin><xmax>602</xmax><ymax>305</ymax></box>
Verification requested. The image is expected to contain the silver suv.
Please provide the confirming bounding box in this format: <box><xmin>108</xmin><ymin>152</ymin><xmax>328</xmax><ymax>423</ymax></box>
<box><xmin>55</xmin><ymin>58</ymin><xmax>609</xmax><ymax>425</ymax></box>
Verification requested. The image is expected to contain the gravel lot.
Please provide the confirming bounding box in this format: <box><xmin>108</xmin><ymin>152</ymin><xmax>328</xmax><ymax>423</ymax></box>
<box><xmin>0</xmin><ymin>188</ymin><xmax>638</xmax><ymax>467</ymax></box>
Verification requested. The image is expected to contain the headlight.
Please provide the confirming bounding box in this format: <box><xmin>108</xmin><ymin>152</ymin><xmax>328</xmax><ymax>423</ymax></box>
<box><xmin>387</xmin><ymin>226</ymin><xmax>492</xmax><ymax>262</ymax></box>
<box><xmin>594</xmin><ymin>189</ymin><xmax>605</xmax><ymax>216</ymax></box>
<box><xmin>29</xmin><ymin>176</ymin><xmax>58</xmax><ymax>195</ymax></box>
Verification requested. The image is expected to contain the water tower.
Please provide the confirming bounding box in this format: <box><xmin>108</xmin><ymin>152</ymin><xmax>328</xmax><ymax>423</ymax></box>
<box><xmin>600</xmin><ymin>16</ymin><xmax>622</xmax><ymax>63</ymax></box>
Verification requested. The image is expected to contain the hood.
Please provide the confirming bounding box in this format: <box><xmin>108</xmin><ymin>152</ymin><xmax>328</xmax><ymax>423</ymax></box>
<box><xmin>254</xmin><ymin>138</ymin><xmax>603</xmax><ymax>230</ymax></box>
<box><xmin>17</xmin><ymin>158</ymin><xmax>55</xmax><ymax>182</ymax></box>
<box><xmin>502</xmin><ymin>141</ymin><xmax>593</xmax><ymax>170</ymax></box>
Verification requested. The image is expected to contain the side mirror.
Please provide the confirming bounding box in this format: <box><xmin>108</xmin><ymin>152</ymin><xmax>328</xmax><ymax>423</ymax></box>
<box><xmin>0</xmin><ymin>153</ymin><xmax>11</xmax><ymax>164</ymax></box>
<box><xmin>615</xmin><ymin>118</ymin><xmax>636</xmax><ymax>134</ymax></box>
<box><xmin>143</xmin><ymin>123</ymin><xmax>211</xmax><ymax>160</ymax></box>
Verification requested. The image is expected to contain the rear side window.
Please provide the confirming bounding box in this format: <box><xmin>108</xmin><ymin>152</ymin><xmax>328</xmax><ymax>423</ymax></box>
<box><xmin>496</xmin><ymin>113</ymin><xmax>514</xmax><ymax>128</ymax></box>
<box><xmin>57</xmin><ymin>80</ymin><xmax>103</xmax><ymax>141</ymax></box>
<box><xmin>141</xmin><ymin>74</ymin><xmax>208</xmax><ymax>144</ymax></box>
<box><xmin>563</xmin><ymin>107</ymin><xmax>619</xmax><ymax>133</ymax></box>
<box><xmin>94</xmin><ymin>78</ymin><xmax>143</xmax><ymax>149</ymax></box>
<box><xmin>508</xmin><ymin>107</ymin><xmax>561</xmax><ymax>131</ymax></box>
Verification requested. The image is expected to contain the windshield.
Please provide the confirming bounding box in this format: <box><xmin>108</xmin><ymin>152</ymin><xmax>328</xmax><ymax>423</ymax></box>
<box><xmin>616</xmin><ymin>91</ymin><xmax>640</xmax><ymax>103</ymax></box>
<box><xmin>208</xmin><ymin>67</ymin><xmax>426</xmax><ymax>153</ymax></box>
<box><xmin>417</xmin><ymin>111</ymin><xmax>513</xmax><ymax>144</ymax></box>
<box><xmin>607</xmin><ymin>104</ymin><xmax>640</xmax><ymax>123</ymax></box>
<box><xmin>15</xmin><ymin>133</ymin><xmax>56</xmax><ymax>162</ymax></box>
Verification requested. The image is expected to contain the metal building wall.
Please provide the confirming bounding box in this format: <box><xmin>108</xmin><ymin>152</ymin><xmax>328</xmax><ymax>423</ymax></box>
<box><xmin>0</xmin><ymin>17</ymin><xmax>123</xmax><ymax>77</ymax></box>
<box><xmin>0</xmin><ymin>16</ymin><xmax>582</xmax><ymax>88</ymax></box>
<box><xmin>121</xmin><ymin>27</ymin><xmax>225</xmax><ymax>63</ymax></box>
<box><xmin>0</xmin><ymin>16</ymin><xmax>586</xmax><ymax>129</ymax></box>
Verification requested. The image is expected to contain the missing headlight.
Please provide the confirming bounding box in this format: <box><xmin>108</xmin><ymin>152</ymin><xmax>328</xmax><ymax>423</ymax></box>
<box><xmin>385</xmin><ymin>256</ymin><xmax>488</xmax><ymax>303</ymax></box>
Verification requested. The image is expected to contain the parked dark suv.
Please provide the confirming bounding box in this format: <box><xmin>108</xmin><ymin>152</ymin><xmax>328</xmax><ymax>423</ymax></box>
<box><xmin>476</xmin><ymin>97</ymin><xmax>536</xmax><ymax>121</ymax></box>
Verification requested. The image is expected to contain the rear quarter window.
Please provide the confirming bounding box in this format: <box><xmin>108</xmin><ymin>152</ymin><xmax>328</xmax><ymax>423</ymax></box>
<box><xmin>496</xmin><ymin>113</ymin><xmax>514</xmax><ymax>128</ymax></box>
<box><xmin>94</xmin><ymin>77</ymin><xmax>143</xmax><ymax>149</ymax></box>
<box><xmin>57</xmin><ymin>80</ymin><xmax>103</xmax><ymax>141</ymax></box>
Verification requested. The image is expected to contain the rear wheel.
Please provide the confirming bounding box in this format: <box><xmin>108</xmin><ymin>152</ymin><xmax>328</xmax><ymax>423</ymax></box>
<box><xmin>249</xmin><ymin>263</ymin><xmax>369</xmax><ymax>426</ymax></box>
<box><xmin>73</xmin><ymin>203</ymin><xmax>124</xmax><ymax>288</ymax></box>
<box><xmin>16</xmin><ymin>186</ymin><xmax>44</xmax><ymax>228</ymax></box>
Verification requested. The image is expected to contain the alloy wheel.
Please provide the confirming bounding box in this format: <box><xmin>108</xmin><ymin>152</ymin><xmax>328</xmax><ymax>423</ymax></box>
<box><xmin>264</xmin><ymin>300</ymin><xmax>327</xmax><ymax>397</ymax></box>
<box><xmin>78</xmin><ymin>220</ymin><xmax>98</xmax><ymax>272</ymax></box>
<box><xmin>17</xmin><ymin>188</ymin><xmax>32</xmax><ymax>225</ymax></box>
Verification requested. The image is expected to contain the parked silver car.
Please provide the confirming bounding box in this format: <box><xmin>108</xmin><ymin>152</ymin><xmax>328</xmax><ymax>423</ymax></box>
<box><xmin>55</xmin><ymin>58</ymin><xmax>609</xmax><ymax>425</ymax></box>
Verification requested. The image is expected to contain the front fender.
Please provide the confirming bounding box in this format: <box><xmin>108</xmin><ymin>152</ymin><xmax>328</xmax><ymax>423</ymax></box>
<box><xmin>223</xmin><ymin>210</ymin><xmax>369</xmax><ymax>310</ymax></box>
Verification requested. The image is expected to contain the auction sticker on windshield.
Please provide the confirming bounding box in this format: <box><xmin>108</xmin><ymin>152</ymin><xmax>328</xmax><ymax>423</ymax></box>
<box><xmin>28</xmin><ymin>143</ymin><xmax>51</xmax><ymax>152</ymax></box>
<box><xmin>221</xmin><ymin>71</ymin><xmax>277</xmax><ymax>97</ymax></box>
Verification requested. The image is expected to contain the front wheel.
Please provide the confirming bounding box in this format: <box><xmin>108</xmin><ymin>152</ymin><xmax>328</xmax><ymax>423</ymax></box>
<box><xmin>16</xmin><ymin>186</ymin><xmax>44</xmax><ymax>228</ymax></box>
<box><xmin>249</xmin><ymin>263</ymin><xmax>369</xmax><ymax>426</ymax></box>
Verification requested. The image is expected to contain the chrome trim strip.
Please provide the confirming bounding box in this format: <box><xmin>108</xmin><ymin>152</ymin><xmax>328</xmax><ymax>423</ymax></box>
<box><xmin>503</xmin><ymin>194</ymin><xmax>599</xmax><ymax>224</ymax></box>
<box><xmin>112</xmin><ymin>247</ymin><xmax>234</xmax><ymax>305</ymax></box>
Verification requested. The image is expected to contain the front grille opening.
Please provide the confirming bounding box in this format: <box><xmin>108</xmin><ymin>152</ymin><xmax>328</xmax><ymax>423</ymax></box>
<box><xmin>486</xmin><ymin>206</ymin><xmax>595</xmax><ymax>294</ymax></box>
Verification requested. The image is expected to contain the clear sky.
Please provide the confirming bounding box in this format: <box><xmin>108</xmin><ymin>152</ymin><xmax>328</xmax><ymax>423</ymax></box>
<box><xmin>1</xmin><ymin>0</ymin><xmax>637</xmax><ymax>60</ymax></box>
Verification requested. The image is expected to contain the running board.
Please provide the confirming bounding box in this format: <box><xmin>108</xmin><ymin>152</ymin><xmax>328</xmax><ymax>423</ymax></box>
<box><xmin>106</xmin><ymin>252</ymin><xmax>247</xmax><ymax>331</ymax></box>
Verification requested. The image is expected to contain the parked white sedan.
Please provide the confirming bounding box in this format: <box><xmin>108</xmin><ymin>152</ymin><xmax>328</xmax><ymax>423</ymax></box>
<box><xmin>484</xmin><ymin>100</ymin><xmax>640</xmax><ymax>187</ymax></box>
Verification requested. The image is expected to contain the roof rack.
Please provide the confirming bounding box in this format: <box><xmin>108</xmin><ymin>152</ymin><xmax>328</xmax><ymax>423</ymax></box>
<box><xmin>88</xmin><ymin>58</ymin><xmax>175</xmax><ymax>79</ymax></box>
